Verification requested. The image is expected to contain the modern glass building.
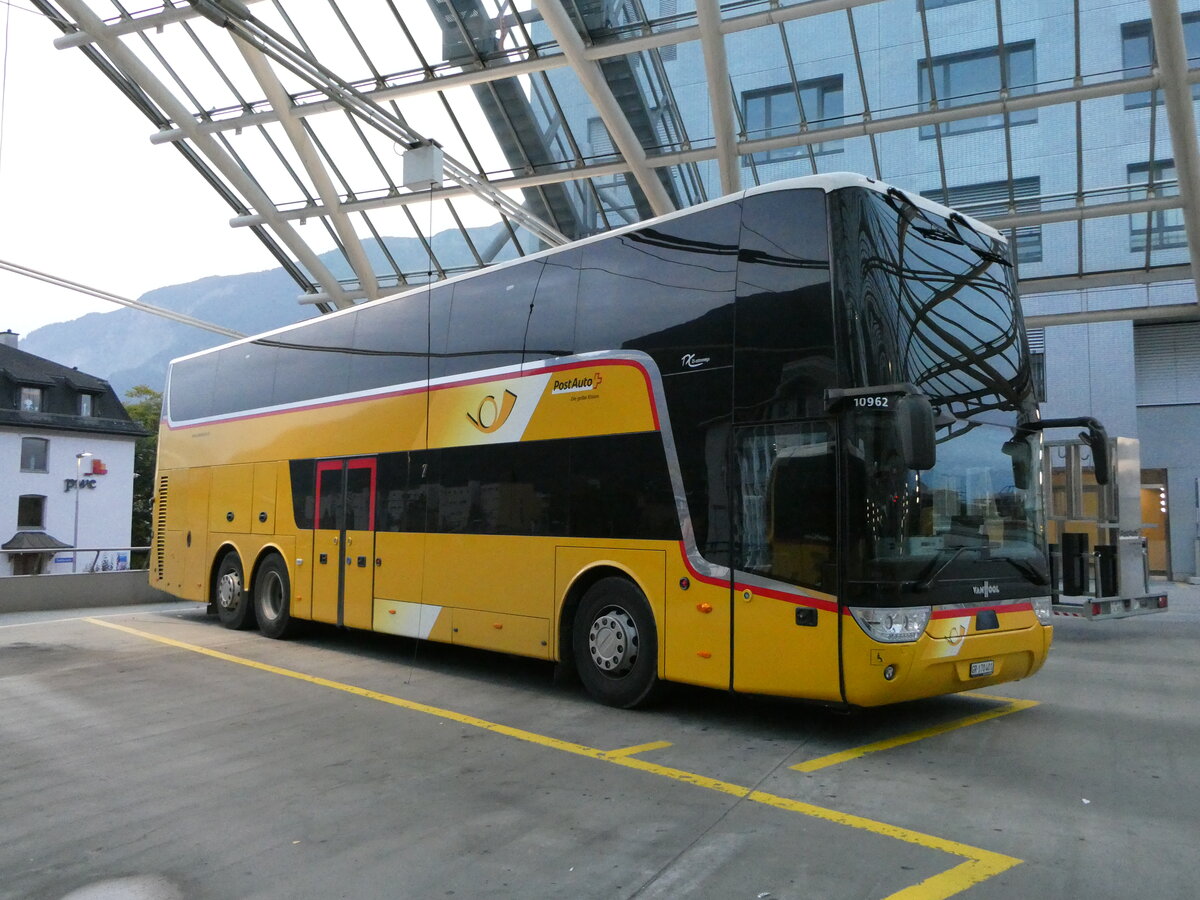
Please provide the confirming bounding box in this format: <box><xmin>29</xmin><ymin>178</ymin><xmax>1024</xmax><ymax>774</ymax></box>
<box><xmin>33</xmin><ymin>0</ymin><xmax>1200</xmax><ymax>578</ymax></box>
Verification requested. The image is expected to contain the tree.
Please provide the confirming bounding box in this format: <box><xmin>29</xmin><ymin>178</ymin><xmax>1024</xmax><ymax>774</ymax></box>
<box><xmin>124</xmin><ymin>385</ymin><xmax>162</xmax><ymax>550</ymax></box>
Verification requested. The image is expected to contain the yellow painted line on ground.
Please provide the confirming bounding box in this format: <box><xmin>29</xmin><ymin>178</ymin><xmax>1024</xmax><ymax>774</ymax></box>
<box><xmin>86</xmin><ymin>618</ymin><xmax>1020</xmax><ymax>900</ymax></box>
<box><xmin>791</xmin><ymin>693</ymin><xmax>1040</xmax><ymax>773</ymax></box>
<box><xmin>606</xmin><ymin>740</ymin><xmax>673</xmax><ymax>757</ymax></box>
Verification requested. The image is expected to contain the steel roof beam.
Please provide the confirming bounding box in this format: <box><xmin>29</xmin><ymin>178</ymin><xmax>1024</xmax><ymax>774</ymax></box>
<box><xmin>227</xmin><ymin>69</ymin><xmax>1198</xmax><ymax>230</ymax></box>
<box><xmin>52</xmin><ymin>0</ymin><xmax>354</xmax><ymax>308</ymax></box>
<box><xmin>695</xmin><ymin>0</ymin><xmax>738</xmax><ymax>195</ymax></box>
<box><xmin>146</xmin><ymin>0</ymin><xmax>885</xmax><ymax>144</ymax></box>
<box><xmin>52</xmin><ymin>0</ymin><xmax>268</xmax><ymax>49</ymax></box>
<box><xmin>234</xmin><ymin>36</ymin><xmax>381</xmax><ymax>301</ymax></box>
<box><xmin>531</xmin><ymin>0</ymin><xmax>674</xmax><ymax>217</ymax></box>
<box><xmin>1148</xmin><ymin>0</ymin><xmax>1200</xmax><ymax>304</ymax></box>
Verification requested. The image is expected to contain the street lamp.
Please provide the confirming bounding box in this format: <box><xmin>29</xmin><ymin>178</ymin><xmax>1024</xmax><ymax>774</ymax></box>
<box><xmin>73</xmin><ymin>452</ymin><xmax>92</xmax><ymax>573</ymax></box>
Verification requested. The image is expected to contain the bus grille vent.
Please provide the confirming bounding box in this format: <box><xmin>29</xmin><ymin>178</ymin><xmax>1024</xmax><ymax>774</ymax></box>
<box><xmin>155</xmin><ymin>476</ymin><xmax>169</xmax><ymax>579</ymax></box>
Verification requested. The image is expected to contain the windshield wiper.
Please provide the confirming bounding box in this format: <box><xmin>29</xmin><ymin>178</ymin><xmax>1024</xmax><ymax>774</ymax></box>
<box><xmin>995</xmin><ymin>555</ymin><xmax>1049</xmax><ymax>586</ymax></box>
<box><xmin>913</xmin><ymin>545</ymin><xmax>982</xmax><ymax>592</ymax></box>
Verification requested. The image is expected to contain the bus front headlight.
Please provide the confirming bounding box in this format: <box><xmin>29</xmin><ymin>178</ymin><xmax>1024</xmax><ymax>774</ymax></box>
<box><xmin>850</xmin><ymin>605</ymin><xmax>931</xmax><ymax>643</ymax></box>
<box><xmin>1031</xmin><ymin>596</ymin><xmax>1053</xmax><ymax>625</ymax></box>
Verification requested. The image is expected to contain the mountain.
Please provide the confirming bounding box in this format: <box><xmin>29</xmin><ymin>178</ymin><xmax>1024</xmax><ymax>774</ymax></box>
<box><xmin>19</xmin><ymin>227</ymin><xmax>517</xmax><ymax>399</ymax></box>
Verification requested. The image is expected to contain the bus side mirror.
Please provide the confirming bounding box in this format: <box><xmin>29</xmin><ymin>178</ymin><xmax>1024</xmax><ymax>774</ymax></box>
<box><xmin>1082</xmin><ymin>424</ymin><xmax>1110</xmax><ymax>486</ymax></box>
<box><xmin>1019</xmin><ymin>417</ymin><xmax>1111</xmax><ymax>486</ymax></box>
<box><xmin>1003</xmin><ymin>436</ymin><xmax>1032</xmax><ymax>491</ymax></box>
<box><xmin>896</xmin><ymin>394</ymin><xmax>936</xmax><ymax>471</ymax></box>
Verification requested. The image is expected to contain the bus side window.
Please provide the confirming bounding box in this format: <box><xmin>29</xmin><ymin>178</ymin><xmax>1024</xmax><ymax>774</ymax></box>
<box><xmin>525</xmin><ymin>247</ymin><xmax>581</xmax><ymax>363</ymax></box>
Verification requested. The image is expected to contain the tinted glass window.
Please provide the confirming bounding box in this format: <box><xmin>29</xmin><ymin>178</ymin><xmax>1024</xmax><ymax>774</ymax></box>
<box><xmin>268</xmin><ymin>313</ymin><xmax>356</xmax><ymax>408</ymax></box>
<box><xmin>734</xmin><ymin>189</ymin><xmax>835</xmax><ymax>422</ymax></box>
<box><xmin>524</xmin><ymin>248</ymin><xmax>581</xmax><ymax>363</ymax></box>
<box><xmin>213</xmin><ymin>341</ymin><xmax>277</xmax><ymax>414</ymax></box>
<box><xmin>345</xmin><ymin>466</ymin><xmax>374</xmax><ymax>530</ymax></box>
<box><xmin>735</xmin><ymin>421</ymin><xmax>836</xmax><ymax>591</ymax></box>
<box><xmin>828</xmin><ymin>187</ymin><xmax>1030</xmax><ymax>420</ymax></box>
<box><xmin>168</xmin><ymin>356</ymin><xmax>217</xmax><ymax>421</ymax></box>
<box><xmin>289</xmin><ymin>460</ymin><xmax>316</xmax><ymax>529</ymax></box>
<box><xmin>367</xmin><ymin>434</ymin><xmax>678</xmax><ymax>541</ymax></box>
<box><xmin>435</xmin><ymin>263</ymin><xmax>541</xmax><ymax>379</ymax></box>
<box><xmin>347</xmin><ymin>295</ymin><xmax>430</xmax><ymax>392</ymax></box>
<box><xmin>577</xmin><ymin>204</ymin><xmax>740</xmax><ymax>375</ymax></box>
<box><xmin>317</xmin><ymin>467</ymin><xmax>344</xmax><ymax>530</ymax></box>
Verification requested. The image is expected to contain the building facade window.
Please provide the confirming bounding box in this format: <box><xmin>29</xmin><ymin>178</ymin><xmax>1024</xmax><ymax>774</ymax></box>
<box><xmin>17</xmin><ymin>495</ymin><xmax>46</xmax><ymax>529</ymax></box>
<box><xmin>742</xmin><ymin>75</ymin><xmax>844</xmax><ymax>164</ymax></box>
<box><xmin>927</xmin><ymin>176</ymin><xmax>1043</xmax><ymax>264</ymax></box>
<box><xmin>1128</xmin><ymin>160</ymin><xmax>1184</xmax><ymax>252</ymax></box>
<box><xmin>922</xmin><ymin>0</ymin><xmax>976</xmax><ymax>8</ymax></box>
<box><xmin>20</xmin><ymin>437</ymin><xmax>49</xmax><ymax>473</ymax></box>
<box><xmin>19</xmin><ymin>386</ymin><xmax>44</xmax><ymax>412</ymax></box>
<box><xmin>1121</xmin><ymin>14</ymin><xmax>1200</xmax><ymax>108</ymax></box>
<box><xmin>918</xmin><ymin>41</ymin><xmax>1037</xmax><ymax>137</ymax></box>
<box><xmin>79</xmin><ymin>393</ymin><xmax>94</xmax><ymax>416</ymax></box>
<box><xmin>1026</xmin><ymin>328</ymin><xmax>1046</xmax><ymax>402</ymax></box>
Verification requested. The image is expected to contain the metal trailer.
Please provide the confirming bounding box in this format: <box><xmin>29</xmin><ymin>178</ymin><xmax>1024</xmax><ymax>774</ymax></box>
<box><xmin>1043</xmin><ymin>436</ymin><xmax>1169</xmax><ymax>620</ymax></box>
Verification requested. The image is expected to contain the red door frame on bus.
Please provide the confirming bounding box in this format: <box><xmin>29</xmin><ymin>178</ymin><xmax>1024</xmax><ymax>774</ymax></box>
<box><xmin>312</xmin><ymin>457</ymin><xmax>377</xmax><ymax>628</ymax></box>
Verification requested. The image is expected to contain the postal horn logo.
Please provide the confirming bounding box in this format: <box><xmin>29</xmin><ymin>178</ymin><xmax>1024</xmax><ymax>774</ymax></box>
<box><xmin>467</xmin><ymin>389</ymin><xmax>518</xmax><ymax>433</ymax></box>
<box><xmin>551</xmin><ymin>371</ymin><xmax>603</xmax><ymax>395</ymax></box>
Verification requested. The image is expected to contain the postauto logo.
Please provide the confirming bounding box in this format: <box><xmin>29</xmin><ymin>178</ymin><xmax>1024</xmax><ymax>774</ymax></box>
<box><xmin>551</xmin><ymin>371</ymin><xmax>603</xmax><ymax>395</ymax></box>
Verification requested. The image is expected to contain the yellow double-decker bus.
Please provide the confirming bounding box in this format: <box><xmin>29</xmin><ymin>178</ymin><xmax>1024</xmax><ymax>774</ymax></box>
<box><xmin>152</xmin><ymin>173</ymin><xmax>1065</xmax><ymax>708</ymax></box>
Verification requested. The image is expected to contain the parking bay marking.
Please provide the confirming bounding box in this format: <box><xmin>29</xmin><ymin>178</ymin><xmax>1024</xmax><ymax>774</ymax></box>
<box><xmin>87</xmin><ymin>617</ymin><xmax>1021</xmax><ymax>900</ymax></box>
<box><xmin>791</xmin><ymin>693</ymin><xmax>1040</xmax><ymax>773</ymax></box>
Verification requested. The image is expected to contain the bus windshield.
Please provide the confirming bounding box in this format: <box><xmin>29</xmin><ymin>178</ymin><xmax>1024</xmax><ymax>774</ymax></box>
<box><xmin>844</xmin><ymin>411</ymin><xmax>1045</xmax><ymax>591</ymax></box>
<box><xmin>829</xmin><ymin>186</ymin><xmax>1045</xmax><ymax>602</ymax></box>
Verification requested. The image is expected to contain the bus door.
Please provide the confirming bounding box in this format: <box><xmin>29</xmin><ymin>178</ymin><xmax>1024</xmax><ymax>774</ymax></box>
<box><xmin>730</xmin><ymin>421</ymin><xmax>842</xmax><ymax>700</ymax></box>
<box><xmin>312</xmin><ymin>458</ymin><xmax>377</xmax><ymax>628</ymax></box>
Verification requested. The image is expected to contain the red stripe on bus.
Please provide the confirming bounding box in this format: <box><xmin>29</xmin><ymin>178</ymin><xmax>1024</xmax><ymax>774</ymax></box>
<box><xmin>675</xmin><ymin>543</ymin><xmax>838</xmax><ymax>613</ymax></box>
<box><xmin>930</xmin><ymin>602</ymin><xmax>1033</xmax><ymax>618</ymax></box>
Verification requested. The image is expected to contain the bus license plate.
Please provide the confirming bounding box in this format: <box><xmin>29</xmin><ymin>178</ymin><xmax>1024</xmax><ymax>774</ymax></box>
<box><xmin>969</xmin><ymin>660</ymin><xmax>995</xmax><ymax>678</ymax></box>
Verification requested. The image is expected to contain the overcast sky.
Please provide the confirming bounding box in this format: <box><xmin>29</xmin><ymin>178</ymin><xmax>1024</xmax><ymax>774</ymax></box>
<box><xmin>0</xmin><ymin>3</ymin><xmax>319</xmax><ymax>339</ymax></box>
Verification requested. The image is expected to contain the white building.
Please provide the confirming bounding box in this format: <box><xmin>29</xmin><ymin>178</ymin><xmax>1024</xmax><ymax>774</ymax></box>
<box><xmin>0</xmin><ymin>330</ymin><xmax>144</xmax><ymax>576</ymax></box>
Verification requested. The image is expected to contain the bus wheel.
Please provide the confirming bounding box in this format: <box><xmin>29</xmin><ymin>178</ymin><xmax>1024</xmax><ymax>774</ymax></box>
<box><xmin>254</xmin><ymin>555</ymin><xmax>299</xmax><ymax>640</ymax></box>
<box><xmin>573</xmin><ymin>577</ymin><xmax>660</xmax><ymax>709</ymax></box>
<box><xmin>213</xmin><ymin>552</ymin><xmax>255</xmax><ymax>631</ymax></box>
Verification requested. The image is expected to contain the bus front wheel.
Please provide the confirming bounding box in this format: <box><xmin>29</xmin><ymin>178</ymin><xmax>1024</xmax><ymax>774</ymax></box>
<box><xmin>213</xmin><ymin>552</ymin><xmax>255</xmax><ymax>631</ymax></box>
<box><xmin>254</xmin><ymin>554</ymin><xmax>299</xmax><ymax>640</ymax></box>
<box><xmin>573</xmin><ymin>577</ymin><xmax>661</xmax><ymax>709</ymax></box>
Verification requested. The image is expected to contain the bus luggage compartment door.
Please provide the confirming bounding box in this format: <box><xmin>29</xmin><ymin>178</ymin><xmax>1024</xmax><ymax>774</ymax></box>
<box><xmin>312</xmin><ymin>458</ymin><xmax>377</xmax><ymax>628</ymax></box>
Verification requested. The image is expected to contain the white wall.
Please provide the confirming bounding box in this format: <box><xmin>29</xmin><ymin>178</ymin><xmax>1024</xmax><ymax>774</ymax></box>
<box><xmin>1</xmin><ymin>428</ymin><xmax>138</xmax><ymax>575</ymax></box>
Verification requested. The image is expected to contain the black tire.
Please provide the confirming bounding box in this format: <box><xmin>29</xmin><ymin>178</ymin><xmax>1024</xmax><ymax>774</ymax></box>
<box><xmin>254</xmin><ymin>554</ymin><xmax>300</xmax><ymax>640</ymax></box>
<box><xmin>213</xmin><ymin>552</ymin><xmax>256</xmax><ymax>631</ymax></box>
<box><xmin>572</xmin><ymin>576</ymin><xmax>661</xmax><ymax>709</ymax></box>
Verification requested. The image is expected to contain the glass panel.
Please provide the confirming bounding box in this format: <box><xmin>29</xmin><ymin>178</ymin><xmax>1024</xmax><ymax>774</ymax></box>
<box><xmin>735</xmin><ymin>421</ymin><xmax>836</xmax><ymax>591</ymax></box>
<box><xmin>20</xmin><ymin>438</ymin><xmax>48</xmax><ymax>473</ymax></box>
<box><xmin>742</xmin><ymin>76</ymin><xmax>845</xmax><ymax>164</ymax></box>
<box><xmin>918</xmin><ymin>41</ymin><xmax>1037</xmax><ymax>137</ymax></box>
<box><xmin>345</xmin><ymin>464</ymin><xmax>374</xmax><ymax>531</ymax></box>
<box><xmin>317</xmin><ymin>466</ymin><xmax>344</xmax><ymax>531</ymax></box>
<box><xmin>842</xmin><ymin>410</ymin><xmax>1046</xmax><ymax>589</ymax></box>
<box><xmin>17</xmin><ymin>495</ymin><xmax>45</xmax><ymax>529</ymax></box>
<box><xmin>19</xmin><ymin>387</ymin><xmax>43</xmax><ymax>412</ymax></box>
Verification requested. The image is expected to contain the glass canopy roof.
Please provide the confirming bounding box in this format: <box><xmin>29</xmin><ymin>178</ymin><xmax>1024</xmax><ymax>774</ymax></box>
<box><xmin>31</xmin><ymin>0</ymin><xmax>1200</xmax><ymax>324</ymax></box>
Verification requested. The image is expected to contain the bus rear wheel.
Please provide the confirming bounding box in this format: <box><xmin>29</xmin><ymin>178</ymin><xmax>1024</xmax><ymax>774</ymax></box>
<box><xmin>573</xmin><ymin>577</ymin><xmax>661</xmax><ymax>709</ymax></box>
<box><xmin>213</xmin><ymin>552</ymin><xmax>255</xmax><ymax>631</ymax></box>
<box><xmin>254</xmin><ymin>554</ymin><xmax>299</xmax><ymax>640</ymax></box>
